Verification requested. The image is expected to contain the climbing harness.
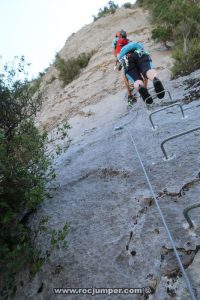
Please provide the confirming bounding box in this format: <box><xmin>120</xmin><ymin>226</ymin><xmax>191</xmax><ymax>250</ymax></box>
<box><xmin>134</xmin><ymin>48</ymin><xmax>149</xmax><ymax>57</ymax></box>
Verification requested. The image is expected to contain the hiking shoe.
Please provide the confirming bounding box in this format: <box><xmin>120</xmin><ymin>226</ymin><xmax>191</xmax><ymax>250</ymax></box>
<box><xmin>127</xmin><ymin>100</ymin><xmax>132</xmax><ymax>108</ymax></box>
<box><xmin>127</xmin><ymin>96</ymin><xmax>137</xmax><ymax>109</ymax></box>
<box><xmin>153</xmin><ymin>77</ymin><xmax>165</xmax><ymax>99</ymax></box>
<box><xmin>127</xmin><ymin>95</ymin><xmax>137</xmax><ymax>106</ymax></box>
<box><xmin>129</xmin><ymin>94</ymin><xmax>137</xmax><ymax>101</ymax></box>
<box><xmin>138</xmin><ymin>86</ymin><xmax>153</xmax><ymax>104</ymax></box>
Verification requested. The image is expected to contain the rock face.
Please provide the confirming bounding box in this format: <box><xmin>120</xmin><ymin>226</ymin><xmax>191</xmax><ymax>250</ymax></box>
<box><xmin>36</xmin><ymin>6</ymin><xmax>172</xmax><ymax>130</ymax></box>
<box><xmin>14</xmin><ymin>6</ymin><xmax>200</xmax><ymax>300</ymax></box>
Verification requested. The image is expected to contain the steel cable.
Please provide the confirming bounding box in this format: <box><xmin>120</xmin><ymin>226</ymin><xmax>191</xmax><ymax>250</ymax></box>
<box><xmin>125</xmin><ymin>127</ymin><xmax>197</xmax><ymax>300</ymax></box>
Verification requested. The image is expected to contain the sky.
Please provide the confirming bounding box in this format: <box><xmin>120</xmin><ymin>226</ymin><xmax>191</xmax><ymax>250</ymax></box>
<box><xmin>0</xmin><ymin>0</ymin><xmax>136</xmax><ymax>79</ymax></box>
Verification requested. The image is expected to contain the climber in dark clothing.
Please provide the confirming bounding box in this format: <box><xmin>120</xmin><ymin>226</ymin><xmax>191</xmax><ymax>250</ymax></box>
<box><xmin>118</xmin><ymin>41</ymin><xmax>165</xmax><ymax>104</ymax></box>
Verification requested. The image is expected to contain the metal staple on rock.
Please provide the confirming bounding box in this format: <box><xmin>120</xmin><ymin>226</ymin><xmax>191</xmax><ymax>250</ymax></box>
<box><xmin>124</xmin><ymin>127</ymin><xmax>197</xmax><ymax>300</ymax></box>
<box><xmin>183</xmin><ymin>203</ymin><xmax>200</xmax><ymax>228</ymax></box>
<box><xmin>149</xmin><ymin>103</ymin><xmax>185</xmax><ymax>129</ymax></box>
<box><xmin>161</xmin><ymin>126</ymin><xmax>200</xmax><ymax>160</ymax></box>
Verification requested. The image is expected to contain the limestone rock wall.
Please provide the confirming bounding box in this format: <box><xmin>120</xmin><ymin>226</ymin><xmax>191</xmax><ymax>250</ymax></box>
<box><xmin>13</xmin><ymin>6</ymin><xmax>200</xmax><ymax>300</ymax></box>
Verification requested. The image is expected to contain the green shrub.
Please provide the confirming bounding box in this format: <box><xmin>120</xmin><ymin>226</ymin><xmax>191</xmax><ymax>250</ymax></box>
<box><xmin>172</xmin><ymin>38</ymin><xmax>200</xmax><ymax>77</ymax></box>
<box><xmin>0</xmin><ymin>57</ymin><xmax>48</xmax><ymax>296</ymax></box>
<box><xmin>137</xmin><ymin>0</ymin><xmax>200</xmax><ymax>75</ymax></box>
<box><xmin>0</xmin><ymin>57</ymin><xmax>69</xmax><ymax>298</ymax></box>
<box><xmin>152</xmin><ymin>25</ymin><xmax>172</xmax><ymax>48</ymax></box>
<box><xmin>122</xmin><ymin>2</ymin><xmax>132</xmax><ymax>9</ymax></box>
<box><xmin>93</xmin><ymin>1</ymin><xmax>118</xmax><ymax>21</ymax></box>
<box><xmin>55</xmin><ymin>51</ymin><xmax>95</xmax><ymax>86</ymax></box>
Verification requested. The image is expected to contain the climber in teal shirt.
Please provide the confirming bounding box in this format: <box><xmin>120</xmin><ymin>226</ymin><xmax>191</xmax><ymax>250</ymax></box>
<box><xmin>118</xmin><ymin>41</ymin><xmax>165</xmax><ymax>104</ymax></box>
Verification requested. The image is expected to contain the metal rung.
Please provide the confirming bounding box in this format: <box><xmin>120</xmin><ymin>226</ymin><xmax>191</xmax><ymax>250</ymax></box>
<box><xmin>149</xmin><ymin>103</ymin><xmax>185</xmax><ymax>129</ymax></box>
<box><xmin>145</xmin><ymin>89</ymin><xmax>172</xmax><ymax>105</ymax></box>
<box><xmin>183</xmin><ymin>203</ymin><xmax>200</xmax><ymax>228</ymax></box>
<box><xmin>161</xmin><ymin>126</ymin><xmax>200</xmax><ymax>160</ymax></box>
